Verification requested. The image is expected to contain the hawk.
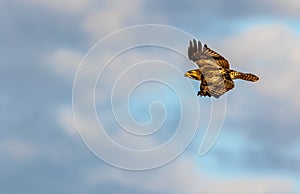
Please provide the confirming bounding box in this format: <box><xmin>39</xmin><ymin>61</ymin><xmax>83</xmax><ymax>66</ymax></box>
<box><xmin>184</xmin><ymin>39</ymin><xmax>259</xmax><ymax>98</ymax></box>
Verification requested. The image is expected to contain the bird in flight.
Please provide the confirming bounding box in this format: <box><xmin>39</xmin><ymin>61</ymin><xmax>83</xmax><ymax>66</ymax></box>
<box><xmin>184</xmin><ymin>39</ymin><xmax>259</xmax><ymax>98</ymax></box>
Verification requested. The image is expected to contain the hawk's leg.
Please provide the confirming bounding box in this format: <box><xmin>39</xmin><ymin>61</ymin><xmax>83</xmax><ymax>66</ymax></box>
<box><xmin>197</xmin><ymin>80</ymin><xmax>211</xmax><ymax>97</ymax></box>
<box><xmin>197</xmin><ymin>88</ymin><xmax>211</xmax><ymax>97</ymax></box>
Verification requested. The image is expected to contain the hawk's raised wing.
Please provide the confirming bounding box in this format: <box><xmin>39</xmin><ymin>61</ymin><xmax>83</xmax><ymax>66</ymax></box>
<box><xmin>188</xmin><ymin>39</ymin><xmax>230</xmax><ymax>69</ymax></box>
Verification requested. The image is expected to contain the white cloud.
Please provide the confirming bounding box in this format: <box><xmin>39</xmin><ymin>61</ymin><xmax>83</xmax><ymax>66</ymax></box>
<box><xmin>0</xmin><ymin>139</ymin><xmax>40</xmax><ymax>161</ymax></box>
<box><xmin>27</xmin><ymin>0</ymin><xmax>93</xmax><ymax>14</ymax></box>
<box><xmin>81</xmin><ymin>0</ymin><xmax>137</xmax><ymax>41</ymax></box>
<box><xmin>87</xmin><ymin>156</ymin><xmax>297</xmax><ymax>194</ymax></box>
<box><xmin>80</xmin><ymin>0</ymin><xmax>168</xmax><ymax>43</ymax></box>
<box><xmin>81</xmin><ymin>0</ymin><xmax>147</xmax><ymax>42</ymax></box>
<box><xmin>45</xmin><ymin>48</ymin><xmax>83</xmax><ymax>78</ymax></box>
<box><xmin>57</xmin><ymin>104</ymin><xmax>298</xmax><ymax>194</ymax></box>
<box><xmin>220</xmin><ymin>24</ymin><xmax>300</xmax><ymax>108</ymax></box>
<box><xmin>272</xmin><ymin>0</ymin><xmax>300</xmax><ymax>16</ymax></box>
<box><xmin>57</xmin><ymin>106</ymin><xmax>78</xmax><ymax>136</ymax></box>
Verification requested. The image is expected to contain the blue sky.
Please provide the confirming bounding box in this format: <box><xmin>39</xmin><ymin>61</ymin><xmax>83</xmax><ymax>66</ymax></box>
<box><xmin>1</xmin><ymin>0</ymin><xmax>300</xmax><ymax>193</ymax></box>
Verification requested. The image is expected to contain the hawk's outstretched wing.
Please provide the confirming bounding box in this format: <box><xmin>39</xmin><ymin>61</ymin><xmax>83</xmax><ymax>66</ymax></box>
<box><xmin>188</xmin><ymin>39</ymin><xmax>230</xmax><ymax>69</ymax></box>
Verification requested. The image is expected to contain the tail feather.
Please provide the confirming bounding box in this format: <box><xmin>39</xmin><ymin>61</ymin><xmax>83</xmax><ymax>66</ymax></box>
<box><xmin>230</xmin><ymin>70</ymin><xmax>259</xmax><ymax>82</ymax></box>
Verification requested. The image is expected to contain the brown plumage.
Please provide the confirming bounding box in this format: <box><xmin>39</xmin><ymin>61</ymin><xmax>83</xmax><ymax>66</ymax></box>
<box><xmin>184</xmin><ymin>39</ymin><xmax>259</xmax><ymax>98</ymax></box>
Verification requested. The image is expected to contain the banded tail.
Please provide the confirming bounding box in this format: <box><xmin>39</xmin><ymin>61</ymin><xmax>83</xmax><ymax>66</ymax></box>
<box><xmin>230</xmin><ymin>70</ymin><xmax>259</xmax><ymax>82</ymax></box>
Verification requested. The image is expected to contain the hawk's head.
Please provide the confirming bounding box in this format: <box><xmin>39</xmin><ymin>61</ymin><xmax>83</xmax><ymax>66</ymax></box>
<box><xmin>184</xmin><ymin>70</ymin><xmax>201</xmax><ymax>81</ymax></box>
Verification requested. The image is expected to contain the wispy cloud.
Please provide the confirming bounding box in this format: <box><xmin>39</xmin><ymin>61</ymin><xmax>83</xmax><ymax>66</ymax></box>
<box><xmin>87</xmin><ymin>157</ymin><xmax>297</xmax><ymax>194</ymax></box>
<box><xmin>2</xmin><ymin>0</ymin><xmax>300</xmax><ymax>193</ymax></box>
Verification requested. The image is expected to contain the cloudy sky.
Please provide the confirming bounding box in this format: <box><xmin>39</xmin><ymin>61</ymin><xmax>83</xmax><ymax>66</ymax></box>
<box><xmin>1</xmin><ymin>0</ymin><xmax>300</xmax><ymax>193</ymax></box>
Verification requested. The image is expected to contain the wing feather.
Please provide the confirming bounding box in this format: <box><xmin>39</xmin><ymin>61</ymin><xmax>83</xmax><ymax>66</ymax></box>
<box><xmin>188</xmin><ymin>39</ymin><xmax>230</xmax><ymax>69</ymax></box>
